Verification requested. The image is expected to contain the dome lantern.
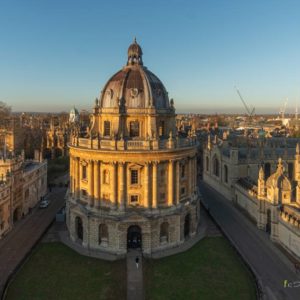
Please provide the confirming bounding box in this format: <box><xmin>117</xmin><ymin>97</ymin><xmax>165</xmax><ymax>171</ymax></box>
<box><xmin>127</xmin><ymin>38</ymin><xmax>143</xmax><ymax>65</ymax></box>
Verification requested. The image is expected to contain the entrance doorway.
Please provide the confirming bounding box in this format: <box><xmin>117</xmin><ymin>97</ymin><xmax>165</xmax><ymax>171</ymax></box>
<box><xmin>127</xmin><ymin>225</ymin><xmax>142</xmax><ymax>249</ymax></box>
<box><xmin>266</xmin><ymin>209</ymin><xmax>271</xmax><ymax>234</ymax></box>
<box><xmin>184</xmin><ymin>214</ymin><xmax>190</xmax><ymax>239</ymax></box>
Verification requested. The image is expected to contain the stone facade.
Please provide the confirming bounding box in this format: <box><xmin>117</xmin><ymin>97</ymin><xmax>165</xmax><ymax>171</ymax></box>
<box><xmin>0</xmin><ymin>179</ymin><xmax>11</xmax><ymax>238</ymax></box>
<box><xmin>67</xmin><ymin>40</ymin><xmax>200</xmax><ymax>256</ymax></box>
<box><xmin>0</xmin><ymin>152</ymin><xmax>47</xmax><ymax>239</ymax></box>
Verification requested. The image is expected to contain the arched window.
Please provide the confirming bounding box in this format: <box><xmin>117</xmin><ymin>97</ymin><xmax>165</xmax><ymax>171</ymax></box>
<box><xmin>75</xmin><ymin>216</ymin><xmax>83</xmax><ymax>242</ymax></box>
<box><xmin>104</xmin><ymin>121</ymin><xmax>111</xmax><ymax>137</ymax></box>
<box><xmin>99</xmin><ymin>224</ymin><xmax>109</xmax><ymax>246</ymax></box>
<box><xmin>130</xmin><ymin>121</ymin><xmax>139</xmax><ymax>137</ymax></box>
<box><xmin>160</xmin><ymin>222</ymin><xmax>169</xmax><ymax>243</ymax></box>
<box><xmin>206</xmin><ymin>157</ymin><xmax>209</xmax><ymax>172</ymax></box>
<box><xmin>103</xmin><ymin>170</ymin><xmax>110</xmax><ymax>184</ymax></box>
<box><xmin>213</xmin><ymin>156</ymin><xmax>219</xmax><ymax>177</ymax></box>
<box><xmin>184</xmin><ymin>214</ymin><xmax>190</xmax><ymax>239</ymax></box>
<box><xmin>224</xmin><ymin>165</ymin><xmax>228</xmax><ymax>183</ymax></box>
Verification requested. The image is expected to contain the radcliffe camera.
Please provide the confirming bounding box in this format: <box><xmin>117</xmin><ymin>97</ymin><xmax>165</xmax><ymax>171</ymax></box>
<box><xmin>0</xmin><ymin>1</ymin><xmax>299</xmax><ymax>300</ymax></box>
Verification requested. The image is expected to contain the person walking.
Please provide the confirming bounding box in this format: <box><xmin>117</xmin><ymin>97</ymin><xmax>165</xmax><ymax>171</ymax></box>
<box><xmin>135</xmin><ymin>256</ymin><xmax>139</xmax><ymax>269</ymax></box>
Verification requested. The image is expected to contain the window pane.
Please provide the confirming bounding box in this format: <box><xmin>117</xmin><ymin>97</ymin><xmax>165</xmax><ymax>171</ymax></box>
<box><xmin>131</xmin><ymin>170</ymin><xmax>138</xmax><ymax>184</ymax></box>
<box><xmin>130</xmin><ymin>195</ymin><xmax>138</xmax><ymax>203</ymax></box>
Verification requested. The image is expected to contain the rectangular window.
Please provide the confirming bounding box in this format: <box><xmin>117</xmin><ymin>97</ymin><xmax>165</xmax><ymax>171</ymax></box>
<box><xmin>82</xmin><ymin>165</ymin><xmax>87</xmax><ymax>180</ymax></box>
<box><xmin>104</xmin><ymin>121</ymin><xmax>111</xmax><ymax>137</ymax></box>
<box><xmin>129</xmin><ymin>121</ymin><xmax>139</xmax><ymax>137</ymax></box>
<box><xmin>159</xmin><ymin>121</ymin><xmax>165</xmax><ymax>137</ymax></box>
<box><xmin>181</xmin><ymin>165</ymin><xmax>185</xmax><ymax>178</ymax></box>
<box><xmin>131</xmin><ymin>170</ymin><xmax>138</xmax><ymax>185</ymax></box>
<box><xmin>130</xmin><ymin>195</ymin><xmax>139</xmax><ymax>204</ymax></box>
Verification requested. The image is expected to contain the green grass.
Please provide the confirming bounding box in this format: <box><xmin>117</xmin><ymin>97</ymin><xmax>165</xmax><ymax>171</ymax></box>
<box><xmin>144</xmin><ymin>237</ymin><xmax>256</xmax><ymax>300</ymax></box>
<box><xmin>6</xmin><ymin>242</ymin><xmax>126</xmax><ymax>300</ymax></box>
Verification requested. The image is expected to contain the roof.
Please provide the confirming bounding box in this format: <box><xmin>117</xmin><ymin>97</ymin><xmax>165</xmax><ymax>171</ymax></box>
<box><xmin>99</xmin><ymin>41</ymin><xmax>170</xmax><ymax>111</ymax></box>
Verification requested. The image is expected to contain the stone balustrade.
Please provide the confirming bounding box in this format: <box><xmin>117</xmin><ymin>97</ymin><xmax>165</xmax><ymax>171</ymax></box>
<box><xmin>70</xmin><ymin>136</ymin><xmax>197</xmax><ymax>151</ymax></box>
<box><xmin>279</xmin><ymin>205</ymin><xmax>300</xmax><ymax>229</ymax></box>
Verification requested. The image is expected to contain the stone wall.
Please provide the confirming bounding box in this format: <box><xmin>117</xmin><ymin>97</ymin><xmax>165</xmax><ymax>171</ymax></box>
<box><xmin>234</xmin><ymin>185</ymin><xmax>258</xmax><ymax>222</ymax></box>
<box><xmin>278</xmin><ymin>220</ymin><xmax>300</xmax><ymax>258</ymax></box>
<box><xmin>67</xmin><ymin>200</ymin><xmax>198</xmax><ymax>256</ymax></box>
<box><xmin>203</xmin><ymin>172</ymin><xmax>233</xmax><ymax>201</ymax></box>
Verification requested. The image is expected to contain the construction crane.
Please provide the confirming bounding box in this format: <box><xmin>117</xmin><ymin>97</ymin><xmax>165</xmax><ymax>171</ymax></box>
<box><xmin>279</xmin><ymin>98</ymin><xmax>288</xmax><ymax>120</ymax></box>
<box><xmin>234</xmin><ymin>86</ymin><xmax>255</xmax><ymax>126</ymax></box>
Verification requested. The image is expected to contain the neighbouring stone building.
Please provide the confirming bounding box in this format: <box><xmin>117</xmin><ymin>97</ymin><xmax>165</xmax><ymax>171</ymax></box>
<box><xmin>67</xmin><ymin>39</ymin><xmax>199</xmax><ymax>256</ymax></box>
<box><xmin>0</xmin><ymin>150</ymin><xmax>47</xmax><ymax>239</ymax></box>
<box><xmin>0</xmin><ymin>179</ymin><xmax>11</xmax><ymax>238</ymax></box>
<box><xmin>203</xmin><ymin>134</ymin><xmax>300</xmax><ymax>258</ymax></box>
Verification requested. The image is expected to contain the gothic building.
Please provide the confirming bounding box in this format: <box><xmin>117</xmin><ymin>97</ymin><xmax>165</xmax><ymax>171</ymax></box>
<box><xmin>203</xmin><ymin>134</ymin><xmax>300</xmax><ymax>258</ymax></box>
<box><xmin>67</xmin><ymin>40</ymin><xmax>199</xmax><ymax>255</ymax></box>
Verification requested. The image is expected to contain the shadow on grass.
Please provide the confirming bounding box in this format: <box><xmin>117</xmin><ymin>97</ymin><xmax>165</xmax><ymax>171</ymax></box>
<box><xmin>5</xmin><ymin>242</ymin><xmax>126</xmax><ymax>300</ymax></box>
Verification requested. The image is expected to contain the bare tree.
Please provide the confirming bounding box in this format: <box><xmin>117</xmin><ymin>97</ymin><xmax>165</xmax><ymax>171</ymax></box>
<box><xmin>0</xmin><ymin>101</ymin><xmax>11</xmax><ymax>118</ymax></box>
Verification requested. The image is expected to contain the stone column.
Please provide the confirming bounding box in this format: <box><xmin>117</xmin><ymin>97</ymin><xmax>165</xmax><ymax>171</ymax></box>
<box><xmin>75</xmin><ymin>157</ymin><xmax>80</xmax><ymax>199</ymax></box>
<box><xmin>168</xmin><ymin>160</ymin><xmax>174</xmax><ymax>206</ymax></box>
<box><xmin>98</xmin><ymin>161</ymin><xmax>101</xmax><ymax>208</ymax></box>
<box><xmin>152</xmin><ymin>162</ymin><xmax>158</xmax><ymax>208</ymax></box>
<box><xmin>94</xmin><ymin>161</ymin><xmax>100</xmax><ymax>206</ymax></box>
<box><xmin>188</xmin><ymin>158</ymin><xmax>192</xmax><ymax>196</ymax></box>
<box><xmin>190</xmin><ymin>156</ymin><xmax>194</xmax><ymax>194</ymax></box>
<box><xmin>88</xmin><ymin>160</ymin><xmax>94</xmax><ymax>206</ymax></box>
<box><xmin>118</xmin><ymin>162</ymin><xmax>125</xmax><ymax>211</ymax></box>
<box><xmin>176</xmin><ymin>160</ymin><xmax>180</xmax><ymax>204</ymax></box>
<box><xmin>69</xmin><ymin>157</ymin><xmax>73</xmax><ymax>194</ymax></box>
<box><xmin>144</xmin><ymin>163</ymin><xmax>149</xmax><ymax>208</ymax></box>
<box><xmin>111</xmin><ymin>162</ymin><xmax>117</xmax><ymax>209</ymax></box>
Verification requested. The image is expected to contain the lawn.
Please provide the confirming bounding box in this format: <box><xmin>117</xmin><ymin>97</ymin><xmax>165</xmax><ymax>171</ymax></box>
<box><xmin>144</xmin><ymin>237</ymin><xmax>256</xmax><ymax>300</ymax></box>
<box><xmin>5</xmin><ymin>242</ymin><xmax>126</xmax><ymax>300</ymax></box>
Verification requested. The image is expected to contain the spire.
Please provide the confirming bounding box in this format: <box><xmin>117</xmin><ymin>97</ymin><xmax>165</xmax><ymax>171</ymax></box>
<box><xmin>207</xmin><ymin>134</ymin><xmax>211</xmax><ymax>150</ymax></box>
<box><xmin>277</xmin><ymin>157</ymin><xmax>284</xmax><ymax>175</ymax></box>
<box><xmin>259</xmin><ymin>166</ymin><xmax>264</xmax><ymax>180</ymax></box>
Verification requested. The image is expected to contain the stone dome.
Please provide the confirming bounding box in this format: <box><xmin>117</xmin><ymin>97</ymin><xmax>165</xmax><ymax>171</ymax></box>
<box><xmin>266</xmin><ymin>173</ymin><xmax>291</xmax><ymax>191</ymax></box>
<box><xmin>266</xmin><ymin>158</ymin><xmax>291</xmax><ymax>191</ymax></box>
<box><xmin>99</xmin><ymin>39</ymin><xmax>170</xmax><ymax>110</ymax></box>
<box><xmin>69</xmin><ymin>106</ymin><xmax>79</xmax><ymax>123</ymax></box>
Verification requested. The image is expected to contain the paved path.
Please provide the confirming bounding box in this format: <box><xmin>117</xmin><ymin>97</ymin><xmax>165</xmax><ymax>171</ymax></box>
<box><xmin>127</xmin><ymin>249</ymin><xmax>144</xmax><ymax>300</ymax></box>
<box><xmin>200</xmin><ymin>181</ymin><xmax>300</xmax><ymax>300</ymax></box>
<box><xmin>0</xmin><ymin>187</ymin><xmax>66</xmax><ymax>297</ymax></box>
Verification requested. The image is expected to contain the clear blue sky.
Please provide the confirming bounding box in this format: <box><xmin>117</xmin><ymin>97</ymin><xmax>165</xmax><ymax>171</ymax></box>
<box><xmin>0</xmin><ymin>0</ymin><xmax>300</xmax><ymax>114</ymax></box>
